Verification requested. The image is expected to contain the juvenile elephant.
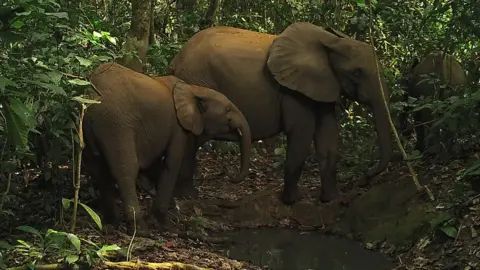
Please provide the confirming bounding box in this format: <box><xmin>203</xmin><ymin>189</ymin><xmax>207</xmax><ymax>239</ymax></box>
<box><xmin>398</xmin><ymin>51</ymin><xmax>467</xmax><ymax>153</ymax></box>
<box><xmin>83</xmin><ymin>63</ymin><xmax>251</xmax><ymax>236</ymax></box>
<box><xmin>168</xmin><ymin>22</ymin><xmax>393</xmax><ymax>204</ymax></box>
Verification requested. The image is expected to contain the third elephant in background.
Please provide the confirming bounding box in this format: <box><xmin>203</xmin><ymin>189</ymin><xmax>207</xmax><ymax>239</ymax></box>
<box><xmin>167</xmin><ymin>22</ymin><xmax>393</xmax><ymax>205</ymax></box>
<box><xmin>397</xmin><ymin>51</ymin><xmax>467</xmax><ymax>154</ymax></box>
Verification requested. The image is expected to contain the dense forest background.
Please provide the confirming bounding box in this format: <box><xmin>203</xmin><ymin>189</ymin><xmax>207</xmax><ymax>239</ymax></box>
<box><xmin>0</xmin><ymin>0</ymin><xmax>479</xmax><ymax>269</ymax></box>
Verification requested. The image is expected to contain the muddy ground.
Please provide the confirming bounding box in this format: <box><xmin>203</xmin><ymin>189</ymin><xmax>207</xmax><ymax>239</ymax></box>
<box><xmin>0</xmin><ymin>141</ymin><xmax>479</xmax><ymax>269</ymax></box>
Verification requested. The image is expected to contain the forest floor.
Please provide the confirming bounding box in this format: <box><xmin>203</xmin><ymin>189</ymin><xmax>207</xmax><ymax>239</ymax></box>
<box><xmin>0</xmin><ymin>142</ymin><xmax>479</xmax><ymax>269</ymax></box>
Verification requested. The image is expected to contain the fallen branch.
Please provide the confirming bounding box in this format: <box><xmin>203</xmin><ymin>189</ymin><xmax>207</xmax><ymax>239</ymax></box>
<box><xmin>7</xmin><ymin>261</ymin><xmax>212</xmax><ymax>270</ymax></box>
<box><xmin>7</xmin><ymin>264</ymin><xmax>64</xmax><ymax>270</ymax></box>
<box><xmin>103</xmin><ymin>260</ymin><xmax>213</xmax><ymax>270</ymax></box>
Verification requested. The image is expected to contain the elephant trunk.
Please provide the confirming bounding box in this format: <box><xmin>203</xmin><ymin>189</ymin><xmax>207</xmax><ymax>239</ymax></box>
<box><xmin>365</xmin><ymin>92</ymin><xmax>393</xmax><ymax>179</ymax></box>
<box><xmin>229</xmin><ymin>109</ymin><xmax>252</xmax><ymax>183</ymax></box>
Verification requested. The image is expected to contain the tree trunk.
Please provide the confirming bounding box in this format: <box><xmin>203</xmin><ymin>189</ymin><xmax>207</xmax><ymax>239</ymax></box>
<box><xmin>118</xmin><ymin>0</ymin><xmax>152</xmax><ymax>73</ymax></box>
<box><xmin>148</xmin><ymin>0</ymin><xmax>155</xmax><ymax>46</ymax></box>
<box><xmin>200</xmin><ymin>0</ymin><xmax>220</xmax><ymax>29</ymax></box>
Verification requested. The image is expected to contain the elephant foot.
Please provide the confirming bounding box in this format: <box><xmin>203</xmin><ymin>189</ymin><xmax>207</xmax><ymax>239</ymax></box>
<box><xmin>319</xmin><ymin>186</ymin><xmax>341</xmax><ymax>203</ymax></box>
<box><xmin>174</xmin><ymin>183</ymin><xmax>198</xmax><ymax>198</ymax></box>
<box><xmin>126</xmin><ymin>218</ymin><xmax>150</xmax><ymax>237</ymax></box>
<box><xmin>280</xmin><ymin>186</ymin><xmax>303</xmax><ymax>205</ymax></box>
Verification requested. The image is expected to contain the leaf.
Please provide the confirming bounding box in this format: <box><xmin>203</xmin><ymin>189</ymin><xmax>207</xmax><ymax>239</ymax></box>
<box><xmin>65</xmin><ymin>255</ymin><xmax>79</xmax><ymax>264</ymax></box>
<box><xmin>93</xmin><ymin>31</ymin><xmax>102</xmax><ymax>38</ymax></box>
<box><xmin>68</xmin><ymin>79</ymin><xmax>91</xmax><ymax>86</ymax></box>
<box><xmin>274</xmin><ymin>147</ymin><xmax>285</xmax><ymax>156</ymax></box>
<box><xmin>16</xmin><ymin>226</ymin><xmax>41</xmax><ymax>237</ymax></box>
<box><xmin>67</xmin><ymin>234</ymin><xmax>81</xmax><ymax>252</ymax></box>
<box><xmin>79</xmin><ymin>202</ymin><xmax>102</xmax><ymax>230</ymax></box>
<box><xmin>28</xmin><ymin>80</ymin><xmax>66</xmax><ymax>95</ymax></box>
<box><xmin>0</xmin><ymin>76</ymin><xmax>18</xmax><ymax>93</ymax></box>
<box><xmin>16</xmin><ymin>240</ymin><xmax>30</xmax><ymax>248</ymax></box>
<box><xmin>47</xmin><ymin>71</ymin><xmax>63</xmax><ymax>84</ymax></box>
<box><xmin>0</xmin><ymin>241</ymin><xmax>13</xmax><ymax>250</ymax></box>
<box><xmin>107</xmin><ymin>36</ymin><xmax>117</xmax><ymax>45</ymax></box>
<box><xmin>75</xmin><ymin>56</ymin><xmax>92</xmax><ymax>67</ymax></box>
<box><xmin>10</xmin><ymin>99</ymin><xmax>36</xmax><ymax>128</ymax></box>
<box><xmin>62</xmin><ymin>198</ymin><xmax>72</xmax><ymax>210</ymax></box>
<box><xmin>97</xmin><ymin>244</ymin><xmax>121</xmax><ymax>258</ymax></box>
<box><xmin>10</xmin><ymin>20</ymin><xmax>24</xmax><ymax>29</ymax></box>
<box><xmin>45</xmin><ymin>12</ymin><xmax>69</xmax><ymax>19</ymax></box>
<box><xmin>72</xmin><ymin>96</ymin><xmax>101</xmax><ymax>104</ymax></box>
<box><xmin>440</xmin><ymin>226</ymin><xmax>458</xmax><ymax>238</ymax></box>
<box><xmin>3</xmin><ymin>101</ymin><xmax>30</xmax><ymax>149</ymax></box>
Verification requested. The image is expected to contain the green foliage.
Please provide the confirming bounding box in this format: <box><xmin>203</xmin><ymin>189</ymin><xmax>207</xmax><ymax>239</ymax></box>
<box><xmin>0</xmin><ymin>225</ymin><xmax>120</xmax><ymax>268</ymax></box>
<box><xmin>62</xmin><ymin>198</ymin><xmax>103</xmax><ymax>230</ymax></box>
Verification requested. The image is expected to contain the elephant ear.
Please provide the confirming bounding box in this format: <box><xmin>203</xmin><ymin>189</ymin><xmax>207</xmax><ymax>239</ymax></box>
<box><xmin>267</xmin><ymin>22</ymin><xmax>341</xmax><ymax>102</ymax></box>
<box><xmin>173</xmin><ymin>80</ymin><xmax>204</xmax><ymax>135</ymax></box>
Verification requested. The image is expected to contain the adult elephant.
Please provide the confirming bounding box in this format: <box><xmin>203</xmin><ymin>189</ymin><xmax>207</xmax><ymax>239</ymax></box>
<box><xmin>397</xmin><ymin>51</ymin><xmax>467</xmax><ymax>153</ymax></box>
<box><xmin>168</xmin><ymin>22</ymin><xmax>393</xmax><ymax>204</ymax></box>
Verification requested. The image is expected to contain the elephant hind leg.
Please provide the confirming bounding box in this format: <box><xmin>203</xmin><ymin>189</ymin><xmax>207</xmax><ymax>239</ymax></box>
<box><xmin>280</xmin><ymin>95</ymin><xmax>316</xmax><ymax>205</ymax></box>
<box><xmin>101</xmin><ymin>137</ymin><xmax>149</xmax><ymax>237</ymax></box>
<box><xmin>95</xmin><ymin>158</ymin><xmax>121</xmax><ymax>225</ymax></box>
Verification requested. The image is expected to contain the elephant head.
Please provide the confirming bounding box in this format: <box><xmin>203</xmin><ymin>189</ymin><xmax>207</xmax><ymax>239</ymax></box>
<box><xmin>266</xmin><ymin>22</ymin><xmax>392</xmax><ymax>179</ymax></box>
<box><xmin>156</xmin><ymin>76</ymin><xmax>252</xmax><ymax>183</ymax></box>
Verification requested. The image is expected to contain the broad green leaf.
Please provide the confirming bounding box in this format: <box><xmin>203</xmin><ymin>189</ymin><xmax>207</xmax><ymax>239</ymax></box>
<box><xmin>75</xmin><ymin>56</ymin><xmax>92</xmax><ymax>67</ymax></box>
<box><xmin>93</xmin><ymin>31</ymin><xmax>102</xmax><ymax>38</ymax></box>
<box><xmin>10</xmin><ymin>99</ymin><xmax>36</xmax><ymax>128</ymax></box>
<box><xmin>45</xmin><ymin>12</ymin><xmax>69</xmax><ymax>19</ymax></box>
<box><xmin>47</xmin><ymin>71</ymin><xmax>63</xmax><ymax>84</ymax></box>
<box><xmin>97</xmin><ymin>244</ymin><xmax>121</xmax><ymax>257</ymax></box>
<box><xmin>0</xmin><ymin>76</ymin><xmax>18</xmax><ymax>92</ymax></box>
<box><xmin>62</xmin><ymin>198</ymin><xmax>72</xmax><ymax>210</ymax></box>
<box><xmin>33</xmin><ymin>73</ymin><xmax>53</xmax><ymax>83</ymax></box>
<box><xmin>16</xmin><ymin>240</ymin><xmax>30</xmax><ymax>248</ymax></box>
<box><xmin>79</xmin><ymin>202</ymin><xmax>102</xmax><ymax>230</ymax></box>
<box><xmin>107</xmin><ymin>36</ymin><xmax>117</xmax><ymax>45</ymax></box>
<box><xmin>3</xmin><ymin>101</ymin><xmax>30</xmax><ymax>149</ymax></box>
<box><xmin>46</xmin><ymin>228</ymin><xmax>59</xmax><ymax>237</ymax></box>
<box><xmin>10</xmin><ymin>20</ymin><xmax>24</xmax><ymax>29</ymax></box>
<box><xmin>68</xmin><ymin>79</ymin><xmax>91</xmax><ymax>86</ymax></box>
<box><xmin>35</xmin><ymin>61</ymin><xmax>50</xmax><ymax>70</ymax></box>
<box><xmin>0</xmin><ymin>241</ymin><xmax>13</xmax><ymax>249</ymax></box>
<box><xmin>72</xmin><ymin>96</ymin><xmax>101</xmax><ymax>104</ymax></box>
<box><xmin>16</xmin><ymin>226</ymin><xmax>41</xmax><ymax>237</ymax></box>
<box><xmin>440</xmin><ymin>226</ymin><xmax>458</xmax><ymax>238</ymax></box>
<box><xmin>274</xmin><ymin>147</ymin><xmax>285</xmax><ymax>156</ymax></box>
<box><xmin>65</xmin><ymin>255</ymin><xmax>79</xmax><ymax>264</ymax></box>
<box><xmin>28</xmin><ymin>80</ymin><xmax>66</xmax><ymax>95</ymax></box>
<box><xmin>67</xmin><ymin>234</ymin><xmax>81</xmax><ymax>252</ymax></box>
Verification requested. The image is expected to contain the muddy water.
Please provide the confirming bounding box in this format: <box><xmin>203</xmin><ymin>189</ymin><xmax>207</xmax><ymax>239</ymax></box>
<box><xmin>214</xmin><ymin>228</ymin><xmax>395</xmax><ymax>270</ymax></box>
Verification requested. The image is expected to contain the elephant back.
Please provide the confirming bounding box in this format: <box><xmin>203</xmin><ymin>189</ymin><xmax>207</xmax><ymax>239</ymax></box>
<box><xmin>411</xmin><ymin>51</ymin><xmax>466</xmax><ymax>97</ymax></box>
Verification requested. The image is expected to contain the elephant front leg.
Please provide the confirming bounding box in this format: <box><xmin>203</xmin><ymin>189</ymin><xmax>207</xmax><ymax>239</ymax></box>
<box><xmin>174</xmin><ymin>137</ymin><xmax>199</xmax><ymax>198</ymax></box>
<box><xmin>174</xmin><ymin>136</ymin><xmax>208</xmax><ymax>198</ymax></box>
<box><xmin>280</xmin><ymin>97</ymin><xmax>316</xmax><ymax>205</ymax></box>
<box><xmin>152</xmin><ymin>131</ymin><xmax>188</xmax><ymax>229</ymax></box>
<box><xmin>314</xmin><ymin>104</ymin><xmax>341</xmax><ymax>202</ymax></box>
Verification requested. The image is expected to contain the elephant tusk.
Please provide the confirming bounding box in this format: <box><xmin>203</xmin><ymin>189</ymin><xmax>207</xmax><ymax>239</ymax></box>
<box><xmin>237</xmin><ymin>128</ymin><xmax>243</xmax><ymax>136</ymax></box>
